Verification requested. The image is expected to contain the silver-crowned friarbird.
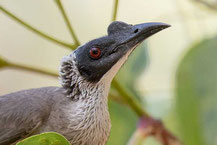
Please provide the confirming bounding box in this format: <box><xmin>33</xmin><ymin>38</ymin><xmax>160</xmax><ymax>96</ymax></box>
<box><xmin>0</xmin><ymin>21</ymin><xmax>170</xmax><ymax>145</ymax></box>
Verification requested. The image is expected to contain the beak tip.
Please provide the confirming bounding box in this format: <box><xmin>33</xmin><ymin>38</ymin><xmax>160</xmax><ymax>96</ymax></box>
<box><xmin>159</xmin><ymin>23</ymin><xmax>171</xmax><ymax>29</ymax></box>
<box><xmin>156</xmin><ymin>23</ymin><xmax>171</xmax><ymax>32</ymax></box>
<box><xmin>165</xmin><ymin>24</ymin><xmax>171</xmax><ymax>28</ymax></box>
<box><xmin>142</xmin><ymin>22</ymin><xmax>171</xmax><ymax>30</ymax></box>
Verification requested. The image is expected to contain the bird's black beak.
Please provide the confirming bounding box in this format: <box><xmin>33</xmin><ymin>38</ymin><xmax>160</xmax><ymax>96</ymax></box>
<box><xmin>125</xmin><ymin>22</ymin><xmax>170</xmax><ymax>44</ymax></box>
<box><xmin>108</xmin><ymin>22</ymin><xmax>171</xmax><ymax>56</ymax></box>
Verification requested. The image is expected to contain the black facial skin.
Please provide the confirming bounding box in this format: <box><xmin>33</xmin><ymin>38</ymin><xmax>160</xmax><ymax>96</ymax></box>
<box><xmin>75</xmin><ymin>21</ymin><xmax>170</xmax><ymax>82</ymax></box>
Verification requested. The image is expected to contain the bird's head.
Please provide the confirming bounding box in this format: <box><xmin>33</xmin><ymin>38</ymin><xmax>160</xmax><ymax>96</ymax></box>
<box><xmin>60</xmin><ymin>21</ymin><xmax>170</xmax><ymax>97</ymax></box>
<box><xmin>74</xmin><ymin>21</ymin><xmax>170</xmax><ymax>83</ymax></box>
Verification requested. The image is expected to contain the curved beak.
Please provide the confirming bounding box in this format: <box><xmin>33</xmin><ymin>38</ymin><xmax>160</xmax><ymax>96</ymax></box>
<box><xmin>120</xmin><ymin>22</ymin><xmax>171</xmax><ymax>48</ymax></box>
<box><xmin>110</xmin><ymin>22</ymin><xmax>170</xmax><ymax>58</ymax></box>
<box><xmin>129</xmin><ymin>22</ymin><xmax>170</xmax><ymax>42</ymax></box>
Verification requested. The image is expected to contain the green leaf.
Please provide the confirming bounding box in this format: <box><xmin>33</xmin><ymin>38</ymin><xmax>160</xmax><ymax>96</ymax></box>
<box><xmin>16</xmin><ymin>132</ymin><xmax>70</xmax><ymax>145</ymax></box>
<box><xmin>0</xmin><ymin>56</ymin><xmax>8</xmax><ymax>68</ymax></box>
<box><xmin>107</xmin><ymin>100</ymin><xmax>138</xmax><ymax>145</ymax></box>
<box><xmin>115</xmin><ymin>42</ymin><xmax>148</xmax><ymax>101</ymax></box>
<box><xmin>175</xmin><ymin>36</ymin><xmax>217</xmax><ymax>145</ymax></box>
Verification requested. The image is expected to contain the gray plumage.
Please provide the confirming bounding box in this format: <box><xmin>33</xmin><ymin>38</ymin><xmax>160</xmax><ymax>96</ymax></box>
<box><xmin>0</xmin><ymin>21</ymin><xmax>170</xmax><ymax>145</ymax></box>
<box><xmin>0</xmin><ymin>54</ymin><xmax>111</xmax><ymax>145</ymax></box>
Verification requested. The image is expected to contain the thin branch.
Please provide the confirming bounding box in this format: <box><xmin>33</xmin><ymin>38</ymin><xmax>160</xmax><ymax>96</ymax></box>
<box><xmin>127</xmin><ymin>129</ymin><xmax>144</xmax><ymax>145</ymax></box>
<box><xmin>0</xmin><ymin>56</ymin><xmax>9</xmax><ymax>68</ymax></box>
<box><xmin>7</xmin><ymin>62</ymin><xmax>58</xmax><ymax>77</ymax></box>
<box><xmin>193</xmin><ymin>0</ymin><xmax>217</xmax><ymax>11</ymax></box>
<box><xmin>54</xmin><ymin>0</ymin><xmax>80</xmax><ymax>47</ymax></box>
<box><xmin>112</xmin><ymin>0</ymin><xmax>119</xmax><ymax>21</ymax></box>
<box><xmin>135</xmin><ymin>117</ymin><xmax>183</xmax><ymax>145</ymax></box>
<box><xmin>0</xmin><ymin>5</ymin><xmax>76</xmax><ymax>49</ymax></box>
<box><xmin>112</xmin><ymin>78</ymin><xmax>149</xmax><ymax>117</ymax></box>
<box><xmin>109</xmin><ymin>89</ymin><xmax>126</xmax><ymax>104</ymax></box>
<box><xmin>113</xmin><ymin>79</ymin><xmax>184</xmax><ymax>145</ymax></box>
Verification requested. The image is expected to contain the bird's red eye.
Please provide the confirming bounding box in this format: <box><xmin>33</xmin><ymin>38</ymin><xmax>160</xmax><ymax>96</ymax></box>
<box><xmin>89</xmin><ymin>47</ymin><xmax>101</xmax><ymax>59</ymax></box>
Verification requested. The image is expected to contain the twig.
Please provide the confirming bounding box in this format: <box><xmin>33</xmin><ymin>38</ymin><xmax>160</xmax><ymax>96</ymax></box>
<box><xmin>127</xmin><ymin>129</ymin><xmax>144</xmax><ymax>145</ymax></box>
<box><xmin>112</xmin><ymin>0</ymin><xmax>119</xmax><ymax>21</ymax></box>
<box><xmin>112</xmin><ymin>79</ymin><xmax>149</xmax><ymax>117</ymax></box>
<box><xmin>138</xmin><ymin>117</ymin><xmax>183</xmax><ymax>145</ymax></box>
<box><xmin>0</xmin><ymin>5</ymin><xmax>75</xmax><ymax>49</ymax></box>
<box><xmin>192</xmin><ymin>0</ymin><xmax>217</xmax><ymax>11</ymax></box>
<box><xmin>113</xmin><ymin>79</ymin><xmax>184</xmax><ymax>145</ymax></box>
<box><xmin>109</xmin><ymin>89</ymin><xmax>126</xmax><ymax>104</ymax></box>
<box><xmin>0</xmin><ymin>56</ymin><xmax>9</xmax><ymax>68</ymax></box>
<box><xmin>54</xmin><ymin>0</ymin><xmax>80</xmax><ymax>47</ymax></box>
<box><xmin>128</xmin><ymin>117</ymin><xmax>184</xmax><ymax>145</ymax></box>
<box><xmin>7</xmin><ymin>62</ymin><xmax>58</xmax><ymax>77</ymax></box>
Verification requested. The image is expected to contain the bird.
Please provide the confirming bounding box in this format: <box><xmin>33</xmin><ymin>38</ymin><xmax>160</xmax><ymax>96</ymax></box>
<box><xmin>0</xmin><ymin>21</ymin><xmax>170</xmax><ymax>145</ymax></box>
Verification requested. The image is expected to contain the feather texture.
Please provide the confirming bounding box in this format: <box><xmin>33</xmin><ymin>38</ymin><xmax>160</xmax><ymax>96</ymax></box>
<box><xmin>0</xmin><ymin>53</ymin><xmax>111</xmax><ymax>145</ymax></box>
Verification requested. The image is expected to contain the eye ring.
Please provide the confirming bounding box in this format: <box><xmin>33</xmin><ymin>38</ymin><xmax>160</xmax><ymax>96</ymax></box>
<box><xmin>89</xmin><ymin>47</ymin><xmax>101</xmax><ymax>59</ymax></box>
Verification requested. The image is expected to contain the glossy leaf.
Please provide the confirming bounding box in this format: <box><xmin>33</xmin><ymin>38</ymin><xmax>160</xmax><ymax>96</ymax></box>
<box><xmin>16</xmin><ymin>132</ymin><xmax>70</xmax><ymax>145</ymax></box>
<box><xmin>175</xmin><ymin>36</ymin><xmax>217</xmax><ymax>145</ymax></box>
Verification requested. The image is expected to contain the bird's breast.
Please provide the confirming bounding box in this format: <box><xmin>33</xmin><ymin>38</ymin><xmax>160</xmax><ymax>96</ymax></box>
<box><xmin>40</xmin><ymin>82</ymin><xmax>111</xmax><ymax>145</ymax></box>
<box><xmin>43</xmin><ymin>88</ymin><xmax>111</xmax><ymax>145</ymax></box>
<box><xmin>66</xmin><ymin>94</ymin><xmax>111</xmax><ymax>145</ymax></box>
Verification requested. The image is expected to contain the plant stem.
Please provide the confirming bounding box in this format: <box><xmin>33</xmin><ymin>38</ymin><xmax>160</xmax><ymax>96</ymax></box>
<box><xmin>113</xmin><ymin>79</ymin><xmax>183</xmax><ymax>145</ymax></box>
<box><xmin>112</xmin><ymin>78</ymin><xmax>149</xmax><ymax>117</ymax></box>
<box><xmin>54</xmin><ymin>0</ymin><xmax>80</xmax><ymax>47</ymax></box>
<box><xmin>0</xmin><ymin>5</ymin><xmax>75</xmax><ymax>49</ymax></box>
<box><xmin>127</xmin><ymin>129</ymin><xmax>144</xmax><ymax>145</ymax></box>
<box><xmin>112</xmin><ymin>0</ymin><xmax>119</xmax><ymax>21</ymax></box>
<box><xmin>193</xmin><ymin>0</ymin><xmax>217</xmax><ymax>11</ymax></box>
<box><xmin>8</xmin><ymin>62</ymin><xmax>58</xmax><ymax>77</ymax></box>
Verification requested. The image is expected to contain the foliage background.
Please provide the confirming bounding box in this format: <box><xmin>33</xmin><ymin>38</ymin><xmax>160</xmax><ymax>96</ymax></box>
<box><xmin>1</xmin><ymin>0</ymin><xmax>217</xmax><ymax>145</ymax></box>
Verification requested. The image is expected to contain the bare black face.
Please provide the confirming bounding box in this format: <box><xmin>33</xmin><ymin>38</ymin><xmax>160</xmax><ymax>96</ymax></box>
<box><xmin>75</xmin><ymin>21</ymin><xmax>170</xmax><ymax>82</ymax></box>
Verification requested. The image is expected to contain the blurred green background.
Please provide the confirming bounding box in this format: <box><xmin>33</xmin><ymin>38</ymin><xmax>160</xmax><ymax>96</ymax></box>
<box><xmin>1</xmin><ymin>0</ymin><xmax>217</xmax><ymax>145</ymax></box>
